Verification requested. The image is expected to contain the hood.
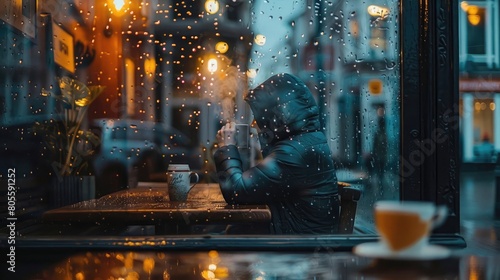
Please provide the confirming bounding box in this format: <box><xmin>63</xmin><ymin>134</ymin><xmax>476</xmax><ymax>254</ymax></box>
<box><xmin>245</xmin><ymin>73</ymin><xmax>320</xmax><ymax>145</ymax></box>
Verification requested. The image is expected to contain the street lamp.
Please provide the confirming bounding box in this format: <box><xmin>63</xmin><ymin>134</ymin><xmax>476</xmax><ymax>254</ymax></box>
<box><xmin>367</xmin><ymin>5</ymin><xmax>390</xmax><ymax>18</ymax></box>
<box><xmin>205</xmin><ymin>0</ymin><xmax>220</xmax><ymax>15</ymax></box>
<box><xmin>113</xmin><ymin>0</ymin><xmax>125</xmax><ymax>12</ymax></box>
<box><xmin>104</xmin><ymin>0</ymin><xmax>128</xmax><ymax>37</ymax></box>
<box><xmin>207</xmin><ymin>58</ymin><xmax>218</xmax><ymax>73</ymax></box>
<box><xmin>107</xmin><ymin>0</ymin><xmax>128</xmax><ymax>15</ymax></box>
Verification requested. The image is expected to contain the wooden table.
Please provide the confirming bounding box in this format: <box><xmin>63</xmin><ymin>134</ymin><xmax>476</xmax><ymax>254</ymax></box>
<box><xmin>42</xmin><ymin>183</ymin><xmax>271</xmax><ymax>234</ymax></box>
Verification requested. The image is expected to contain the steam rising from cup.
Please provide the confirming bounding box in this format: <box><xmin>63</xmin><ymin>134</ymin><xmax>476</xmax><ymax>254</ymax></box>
<box><xmin>215</xmin><ymin>64</ymin><xmax>245</xmax><ymax>123</ymax></box>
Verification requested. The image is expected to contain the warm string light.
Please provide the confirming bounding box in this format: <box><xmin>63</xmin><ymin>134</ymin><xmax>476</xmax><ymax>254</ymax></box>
<box><xmin>474</xmin><ymin>101</ymin><xmax>495</xmax><ymax>111</ymax></box>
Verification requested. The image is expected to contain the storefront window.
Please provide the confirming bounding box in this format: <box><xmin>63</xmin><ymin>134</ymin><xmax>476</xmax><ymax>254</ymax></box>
<box><xmin>1</xmin><ymin>0</ymin><xmax>400</xmax><ymax>239</ymax></box>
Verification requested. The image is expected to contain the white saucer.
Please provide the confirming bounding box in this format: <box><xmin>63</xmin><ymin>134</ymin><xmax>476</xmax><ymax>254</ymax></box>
<box><xmin>353</xmin><ymin>242</ymin><xmax>451</xmax><ymax>260</ymax></box>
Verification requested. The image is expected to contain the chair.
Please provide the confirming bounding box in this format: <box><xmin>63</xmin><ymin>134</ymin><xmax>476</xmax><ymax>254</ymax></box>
<box><xmin>338</xmin><ymin>181</ymin><xmax>362</xmax><ymax>234</ymax></box>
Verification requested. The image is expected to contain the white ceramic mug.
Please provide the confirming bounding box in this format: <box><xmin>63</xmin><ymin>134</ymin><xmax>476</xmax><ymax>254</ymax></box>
<box><xmin>374</xmin><ymin>200</ymin><xmax>448</xmax><ymax>255</ymax></box>
<box><xmin>167</xmin><ymin>164</ymin><xmax>199</xmax><ymax>201</ymax></box>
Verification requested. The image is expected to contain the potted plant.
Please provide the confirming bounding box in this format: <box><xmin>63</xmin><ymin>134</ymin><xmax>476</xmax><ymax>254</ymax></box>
<box><xmin>34</xmin><ymin>76</ymin><xmax>105</xmax><ymax>207</ymax></box>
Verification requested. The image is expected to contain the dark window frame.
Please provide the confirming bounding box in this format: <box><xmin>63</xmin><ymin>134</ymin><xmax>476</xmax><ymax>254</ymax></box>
<box><xmin>400</xmin><ymin>0</ymin><xmax>460</xmax><ymax>236</ymax></box>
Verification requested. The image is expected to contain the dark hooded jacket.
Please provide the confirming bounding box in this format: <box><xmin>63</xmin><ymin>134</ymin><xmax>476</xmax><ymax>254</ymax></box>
<box><xmin>214</xmin><ymin>73</ymin><xmax>339</xmax><ymax>234</ymax></box>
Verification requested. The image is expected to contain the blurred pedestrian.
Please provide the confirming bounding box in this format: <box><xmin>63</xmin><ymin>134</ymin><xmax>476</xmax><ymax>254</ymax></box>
<box><xmin>372</xmin><ymin>115</ymin><xmax>388</xmax><ymax>181</ymax></box>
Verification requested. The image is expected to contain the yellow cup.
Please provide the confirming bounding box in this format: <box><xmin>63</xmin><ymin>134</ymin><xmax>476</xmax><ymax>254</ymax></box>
<box><xmin>374</xmin><ymin>200</ymin><xmax>448</xmax><ymax>254</ymax></box>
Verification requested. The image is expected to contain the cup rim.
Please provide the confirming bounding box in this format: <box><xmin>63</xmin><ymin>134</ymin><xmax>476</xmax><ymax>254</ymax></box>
<box><xmin>167</xmin><ymin>164</ymin><xmax>190</xmax><ymax>171</ymax></box>
<box><xmin>375</xmin><ymin>200</ymin><xmax>435</xmax><ymax>212</ymax></box>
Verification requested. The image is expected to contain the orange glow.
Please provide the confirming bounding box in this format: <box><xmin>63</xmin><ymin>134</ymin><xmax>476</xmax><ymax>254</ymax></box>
<box><xmin>114</xmin><ymin>0</ymin><xmax>125</xmax><ymax>11</ymax></box>
<box><xmin>466</xmin><ymin>5</ymin><xmax>482</xmax><ymax>26</ymax></box>
<box><xmin>468</xmin><ymin>15</ymin><xmax>481</xmax><ymax>26</ymax></box>
<box><xmin>468</xmin><ymin>5</ymin><xmax>479</xmax><ymax>15</ymax></box>
<box><xmin>144</xmin><ymin>57</ymin><xmax>156</xmax><ymax>76</ymax></box>
<box><xmin>107</xmin><ymin>0</ymin><xmax>128</xmax><ymax>16</ymax></box>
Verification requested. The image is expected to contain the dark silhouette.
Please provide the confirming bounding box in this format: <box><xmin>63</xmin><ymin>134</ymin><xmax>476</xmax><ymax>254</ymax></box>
<box><xmin>213</xmin><ymin>73</ymin><xmax>339</xmax><ymax>234</ymax></box>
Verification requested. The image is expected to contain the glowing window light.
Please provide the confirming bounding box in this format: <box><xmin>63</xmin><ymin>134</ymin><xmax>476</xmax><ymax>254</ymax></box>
<box><xmin>208</xmin><ymin>58</ymin><xmax>218</xmax><ymax>73</ymax></box>
<box><xmin>367</xmin><ymin>5</ymin><xmax>390</xmax><ymax>18</ymax></box>
<box><xmin>466</xmin><ymin>5</ymin><xmax>482</xmax><ymax>26</ymax></box>
<box><xmin>205</xmin><ymin>0</ymin><xmax>219</xmax><ymax>14</ymax></box>
<box><xmin>468</xmin><ymin>14</ymin><xmax>481</xmax><ymax>25</ymax></box>
<box><xmin>215</xmin><ymin>41</ymin><xmax>229</xmax><ymax>53</ymax></box>
<box><xmin>144</xmin><ymin>57</ymin><xmax>156</xmax><ymax>76</ymax></box>
<box><xmin>254</xmin><ymin>34</ymin><xmax>266</xmax><ymax>46</ymax></box>
<box><xmin>474</xmin><ymin>101</ymin><xmax>481</xmax><ymax>111</ymax></box>
<box><xmin>468</xmin><ymin>5</ymin><xmax>479</xmax><ymax>15</ymax></box>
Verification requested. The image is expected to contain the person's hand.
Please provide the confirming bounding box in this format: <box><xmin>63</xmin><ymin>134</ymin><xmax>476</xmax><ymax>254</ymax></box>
<box><xmin>217</xmin><ymin>122</ymin><xmax>237</xmax><ymax>147</ymax></box>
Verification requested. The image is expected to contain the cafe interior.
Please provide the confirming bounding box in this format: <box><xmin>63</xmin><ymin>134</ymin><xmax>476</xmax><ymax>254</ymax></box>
<box><xmin>1</xmin><ymin>0</ymin><xmax>499</xmax><ymax>279</ymax></box>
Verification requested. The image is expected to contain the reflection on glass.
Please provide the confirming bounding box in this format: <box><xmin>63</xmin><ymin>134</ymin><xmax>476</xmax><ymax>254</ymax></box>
<box><xmin>0</xmin><ymin>0</ymin><xmax>400</xmax><ymax>237</ymax></box>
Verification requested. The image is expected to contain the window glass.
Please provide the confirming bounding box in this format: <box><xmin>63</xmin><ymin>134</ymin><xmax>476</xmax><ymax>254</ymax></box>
<box><xmin>0</xmin><ymin>0</ymin><xmax>399</xmax><ymax>237</ymax></box>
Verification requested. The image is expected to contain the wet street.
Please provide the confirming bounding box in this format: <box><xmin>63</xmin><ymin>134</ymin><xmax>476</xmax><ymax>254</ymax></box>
<box><xmin>458</xmin><ymin>170</ymin><xmax>500</xmax><ymax>255</ymax></box>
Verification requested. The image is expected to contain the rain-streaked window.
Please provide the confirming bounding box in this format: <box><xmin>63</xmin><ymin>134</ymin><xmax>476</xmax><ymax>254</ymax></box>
<box><xmin>0</xmin><ymin>0</ymin><xmax>399</xmax><ymax>237</ymax></box>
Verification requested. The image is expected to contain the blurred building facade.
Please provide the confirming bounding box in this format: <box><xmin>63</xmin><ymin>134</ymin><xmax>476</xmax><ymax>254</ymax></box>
<box><xmin>283</xmin><ymin>0</ymin><xmax>399</xmax><ymax>171</ymax></box>
<box><xmin>459</xmin><ymin>0</ymin><xmax>500</xmax><ymax>165</ymax></box>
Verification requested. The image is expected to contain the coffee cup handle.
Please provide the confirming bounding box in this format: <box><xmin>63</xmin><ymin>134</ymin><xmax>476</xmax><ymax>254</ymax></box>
<box><xmin>188</xmin><ymin>172</ymin><xmax>200</xmax><ymax>190</ymax></box>
<box><xmin>431</xmin><ymin>205</ymin><xmax>448</xmax><ymax>229</ymax></box>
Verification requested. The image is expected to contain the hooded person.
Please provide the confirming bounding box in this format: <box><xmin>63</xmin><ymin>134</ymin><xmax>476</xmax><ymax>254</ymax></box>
<box><xmin>214</xmin><ymin>73</ymin><xmax>339</xmax><ymax>234</ymax></box>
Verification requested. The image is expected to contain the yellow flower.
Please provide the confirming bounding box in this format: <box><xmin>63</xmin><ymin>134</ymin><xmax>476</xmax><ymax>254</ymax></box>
<box><xmin>58</xmin><ymin>76</ymin><xmax>90</xmax><ymax>106</ymax></box>
<box><xmin>37</xmin><ymin>76</ymin><xmax>105</xmax><ymax>176</ymax></box>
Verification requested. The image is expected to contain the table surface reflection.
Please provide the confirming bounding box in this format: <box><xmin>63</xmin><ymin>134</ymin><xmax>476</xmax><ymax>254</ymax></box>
<box><xmin>18</xmin><ymin>249</ymin><xmax>500</xmax><ymax>280</ymax></box>
<box><xmin>42</xmin><ymin>183</ymin><xmax>271</xmax><ymax>233</ymax></box>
